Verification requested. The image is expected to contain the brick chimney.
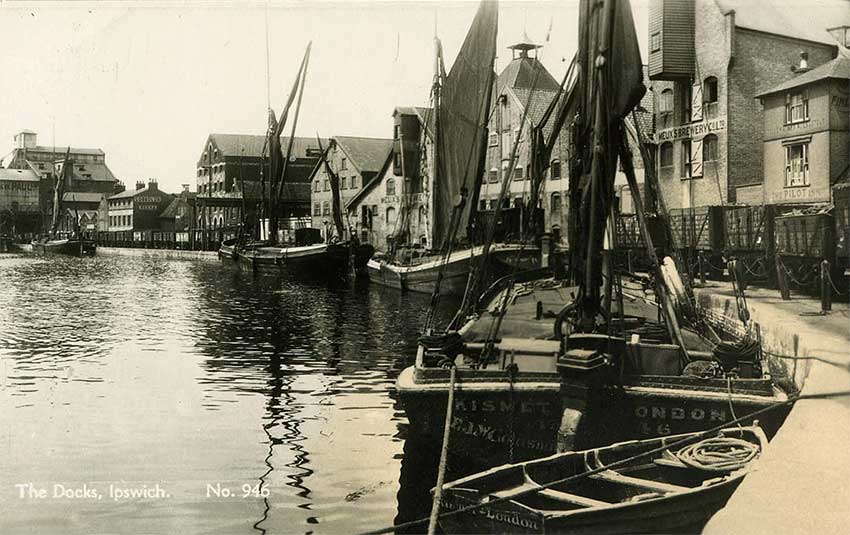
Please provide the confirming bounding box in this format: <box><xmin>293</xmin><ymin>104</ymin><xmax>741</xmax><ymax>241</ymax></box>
<box><xmin>147</xmin><ymin>179</ymin><xmax>158</xmax><ymax>191</ymax></box>
<box><xmin>135</xmin><ymin>181</ymin><xmax>145</xmax><ymax>190</ymax></box>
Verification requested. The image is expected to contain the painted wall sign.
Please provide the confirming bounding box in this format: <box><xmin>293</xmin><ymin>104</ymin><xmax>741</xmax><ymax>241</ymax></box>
<box><xmin>656</xmin><ymin>116</ymin><xmax>727</xmax><ymax>142</ymax></box>
<box><xmin>769</xmin><ymin>186</ymin><xmax>829</xmax><ymax>203</ymax></box>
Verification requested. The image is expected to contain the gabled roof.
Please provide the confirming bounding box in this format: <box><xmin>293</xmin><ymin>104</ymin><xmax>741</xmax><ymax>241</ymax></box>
<box><xmin>715</xmin><ymin>0</ymin><xmax>850</xmax><ymax>47</ymax></box>
<box><xmin>756</xmin><ymin>54</ymin><xmax>850</xmax><ymax>97</ymax></box>
<box><xmin>29</xmin><ymin>146</ymin><xmax>105</xmax><ymax>156</ymax></box>
<box><xmin>205</xmin><ymin>134</ymin><xmax>328</xmax><ymax>160</ymax></box>
<box><xmin>334</xmin><ymin>136</ymin><xmax>394</xmax><ymax>175</ymax></box>
<box><xmin>63</xmin><ymin>192</ymin><xmax>106</xmax><ymax>203</ymax></box>
<box><xmin>0</xmin><ymin>168</ymin><xmax>39</xmax><ymax>182</ymax></box>
<box><xmin>345</xmin><ymin>150</ymin><xmax>393</xmax><ymax>211</ymax></box>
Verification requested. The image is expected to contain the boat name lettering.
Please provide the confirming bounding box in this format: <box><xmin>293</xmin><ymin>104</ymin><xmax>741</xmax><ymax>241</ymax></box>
<box><xmin>449</xmin><ymin>416</ymin><xmax>555</xmax><ymax>453</ymax></box>
<box><xmin>454</xmin><ymin>398</ymin><xmax>552</xmax><ymax>415</ymax></box>
<box><xmin>442</xmin><ymin>497</ymin><xmax>540</xmax><ymax>530</ymax></box>
<box><xmin>634</xmin><ymin>405</ymin><xmax>726</xmax><ymax>422</ymax></box>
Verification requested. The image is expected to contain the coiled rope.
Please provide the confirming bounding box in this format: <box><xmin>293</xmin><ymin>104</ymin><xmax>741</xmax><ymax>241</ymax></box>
<box><xmin>676</xmin><ymin>436</ymin><xmax>759</xmax><ymax>472</ymax></box>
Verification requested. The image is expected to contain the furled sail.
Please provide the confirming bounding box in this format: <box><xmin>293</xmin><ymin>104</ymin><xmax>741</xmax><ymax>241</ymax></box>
<box><xmin>431</xmin><ymin>0</ymin><xmax>498</xmax><ymax>250</ymax></box>
<box><xmin>571</xmin><ymin>0</ymin><xmax>646</xmax><ymax>320</ymax></box>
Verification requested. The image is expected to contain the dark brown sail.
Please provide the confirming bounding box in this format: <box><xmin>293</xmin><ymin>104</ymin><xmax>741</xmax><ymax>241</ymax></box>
<box><xmin>432</xmin><ymin>0</ymin><xmax>498</xmax><ymax>250</ymax></box>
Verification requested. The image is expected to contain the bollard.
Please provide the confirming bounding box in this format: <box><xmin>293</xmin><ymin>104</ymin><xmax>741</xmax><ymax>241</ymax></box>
<box><xmin>775</xmin><ymin>254</ymin><xmax>791</xmax><ymax>300</ymax></box>
<box><xmin>627</xmin><ymin>249</ymin><xmax>633</xmax><ymax>274</ymax></box>
<box><xmin>698</xmin><ymin>251</ymin><xmax>706</xmax><ymax>286</ymax></box>
<box><xmin>821</xmin><ymin>259</ymin><xmax>832</xmax><ymax>312</ymax></box>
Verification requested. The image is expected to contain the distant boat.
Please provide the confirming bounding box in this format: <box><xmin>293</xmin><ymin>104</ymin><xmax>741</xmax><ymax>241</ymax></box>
<box><xmin>224</xmin><ymin>42</ymin><xmax>374</xmax><ymax>278</ymax></box>
<box><xmin>437</xmin><ymin>425</ymin><xmax>767</xmax><ymax>534</ymax></box>
<box><xmin>31</xmin><ymin>148</ymin><xmax>95</xmax><ymax>257</ymax></box>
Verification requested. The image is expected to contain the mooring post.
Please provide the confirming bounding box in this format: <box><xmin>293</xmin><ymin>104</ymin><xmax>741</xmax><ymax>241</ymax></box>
<box><xmin>698</xmin><ymin>251</ymin><xmax>706</xmax><ymax>286</ymax></box>
<box><xmin>627</xmin><ymin>249</ymin><xmax>633</xmax><ymax>274</ymax></box>
<box><xmin>775</xmin><ymin>254</ymin><xmax>790</xmax><ymax>300</ymax></box>
<box><xmin>821</xmin><ymin>259</ymin><xmax>832</xmax><ymax>312</ymax></box>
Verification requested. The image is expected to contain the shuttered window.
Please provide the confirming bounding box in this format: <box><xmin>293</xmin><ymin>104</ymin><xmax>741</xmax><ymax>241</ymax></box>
<box><xmin>659</xmin><ymin>89</ymin><xmax>673</xmax><ymax>114</ymax></box>
<box><xmin>785</xmin><ymin>143</ymin><xmax>809</xmax><ymax>187</ymax></box>
<box><xmin>691</xmin><ymin>81</ymin><xmax>703</xmax><ymax>122</ymax></box>
<box><xmin>659</xmin><ymin>142</ymin><xmax>673</xmax><ymax>168</ymax></box>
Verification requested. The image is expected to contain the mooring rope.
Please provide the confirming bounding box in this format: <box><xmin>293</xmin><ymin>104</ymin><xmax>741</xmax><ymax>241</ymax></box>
<box><xmin>356</xmin><ymin>389</ymin><xmax>850</xmax><ymax>535</ymax></box>
<box><xmin>426</xmin><ymin>365</ymin><xmax>456</xmax><ymax>535</ymax></box>
<box><xmin>676</xmin><ymin>436</ymin><xmax>759</xmax><ymax>472</ymax></box>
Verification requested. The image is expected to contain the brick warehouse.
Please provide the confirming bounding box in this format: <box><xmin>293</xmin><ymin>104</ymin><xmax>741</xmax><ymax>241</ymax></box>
<box><xmin>648</xmin><ymin>0</ymin><xmax>850</xmax><ymax>209</ymax></box>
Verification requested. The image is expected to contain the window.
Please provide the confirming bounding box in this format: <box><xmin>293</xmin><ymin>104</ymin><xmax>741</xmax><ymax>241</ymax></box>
<box><xmin>340</xmin><ymin>158</ymin><xmax>347</xmax><ymax>170</ymax></box>
<box><xmin>489</xmin><ymin>132</ymin><xmax>498</xmax><ymax>146</ymax></box>
<box><xmin>322</xmin><ymin>201</ymin><xmax>330</xmax><ymax>216</ymax></box>
<box><xmin>551</xmin><ymin>192</ymin><xmax>562</xmax><ymax>213</ymax></box>
<box><xmin>785</xmin><ymin>142</ymin><xmax>809</xmax><ymax>187</ymax></box>
<box><xmin>514</xmin><ymin>166</ymin><xmax>524</xmax><ymax>180</ymax></box>
<box><xmin>314</xmin><ymin>180</ymin><xmax>320</xmax><ymax>192</ymax></box>
<box><xmin>323</xmin><ymin>180</ymin><xmax>329</xmax><ymax>191</ymax></box>
<box><xmin>682</xmin><ymin>140</ymin><xmax>693</xmax><ymax>178</ymax></box>
<box><xmin>386</xmin><ymin>177</ymin><xmax>396</xmax><ymax>196</ymax></box>
<box><xmin>660</xmin><ymin>142</ymin><xmax>673</xmax><ymax>168</ymax></box>
<box><xmin>313</xmin><ymin>203</ymin><xmax>321</xmax><ymax>216</ymax></box>
<box><xmin>386</xmin><ymin>206</ymin><xmax>397</xmax><ymax>224</ymax></box>
<box><xmin>702</xmin><ymin>134</ymin><xmax>718</xmax><ymax>162</ymax></box>
<box><xmin>703</xmin><ymin>77</ymin><xmax>718</xmax><ymax>104</ymax></box>
<box><xmin>659</xmin><ymin>89</ymin><xmax>673</xmax><ymax>114</ymax></box>
<box><xmin>650</xmin><ymin>32</ymin><xmax>661</xmax><ymax>52</ymax></box>
<box><xmin>785</xmin><ymin>91</ymin><xmax>809</xmax><ymax>124</ymax></box>
<box><xmin>394</xmin><ymin>124</ymin><xmax>401</xmax><ymax>140</ymax></box>
<box><xmin>350</xmin><ymin>176</ymin><xmax>358</xmax><ymax>189</ymax></box>
<box><xmin>341</xmin><ymin>176</ymin><xmax>347</xmax><ymax>189</ymax></box>
<box><xmin>479</xmin><ymin>199</ymin><xmax>488</xmax><ymax>211</ymax></box>
<box><xmin>489</xmin><ymin>168</ymin><xmax>498</xmax><ymax>183</ymax></box>
<box><xmin>550</xmin><ymin>159</ymin><xmax>562</xmax><ymax>179</ymax></box>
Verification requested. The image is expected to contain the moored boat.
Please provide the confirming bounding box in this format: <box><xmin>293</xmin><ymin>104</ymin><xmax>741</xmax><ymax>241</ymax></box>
<box><xmin>32</xmin><ymin>236</ymin><xmax>96</xmax><ymax>256</ymax></box>
<box><xmin>235</xmin><ymin>241</ymin><xmax>350</xmax><ymax>276</ymax></box>
<box><xmin>30</xmin><ymin>147</ymin><xmax>96</xmax><ymax>257</ymax></box>
<box><xmin>367</xmin><ymin>243</ymin><xmax>537</xmax><ymax>295</ymax></box>
<box><xmin>437</xmin><ymin>425</ymin><xmax>767</xmax><ymax>534</ymax></box>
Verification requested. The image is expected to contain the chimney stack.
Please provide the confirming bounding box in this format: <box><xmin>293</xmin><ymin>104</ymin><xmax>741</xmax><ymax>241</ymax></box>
<box><xmin>182</xmin><ymin>184</ymin><xmax>190</xmax><ymax>192</ymax></box>
<box><xmin>135</xmin><ymin>181</ymin><xmax>145</xmax><ymax>191</ymax></box>
<box><xmin>147</xmin><ymin>178</ymin><xmax>158</xmax><ymax>191</ymax></box>
<box><xmin>794</xmin><ymin>51</ymin><xmax>810</xmax><ymax>73</ymax></box>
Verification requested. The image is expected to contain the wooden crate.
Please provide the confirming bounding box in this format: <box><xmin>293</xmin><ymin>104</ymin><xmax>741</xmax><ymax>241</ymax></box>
<box><xmin>667</xmin><ymin>208</ymin><xmax>690</xmax><ymax>249</ymax></box>
<box><xmin>724</xmin><ymin>205</ymin><xmax>769</xmax><ymax>252</ymax></box>
<box><xmin>691</xmin><ymin>206</ymin><xmax>724</xmax><ymax>251</ymax></box>
<box><xmin>774</xmin><ymin>212</ymin><xmax>833</xmax><ymax>258</ymax></box>
<box><xmin>615</xmin><ymin>213</ymin><xmax>645</xmax><ymax>249</ymax></box>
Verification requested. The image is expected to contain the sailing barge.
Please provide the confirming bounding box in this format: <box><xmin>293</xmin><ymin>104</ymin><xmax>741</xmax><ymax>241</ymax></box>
<box><xmin>396</xmin><ymin>0</ymin><xmax>790</xmax><ymax>475</ymax></box>
<box><xmin>225</xmin><ymin>44</ymin><xmax>373</xmax><ymax>278</ymax></box>
<box><xmin>364</xmin><ymin>1</ymin><xmax>540</xmax><ymax>295</ymax></box>
<box><xmin>31</xmin><ymin>148</ymin><xmax>96</xmax><ymax>257</ymax></box>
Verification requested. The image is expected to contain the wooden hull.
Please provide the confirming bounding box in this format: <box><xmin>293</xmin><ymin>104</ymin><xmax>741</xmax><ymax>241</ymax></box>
<box><xmin>31</xmin><ymin>239</ymin><xmax>96</xmax><ymax>257</ymax></box>
<box><xmin>396</xmin><ymin>366</ymin><xmax>787</xmax><ymax>474</ymax></box>
<box><xmin>234</xmin><ymin>243</ymin><xmax>350</xmax><ymax>277</ymax></box>
<box><xmin>366</xmin><ymin>244</ymin><xmax>538</xmax><ymax>295</ymax></box>
<box><xmin>438</xmin><ymin>427</ymin><xmax>765</xmax><ymax>535</ymax></box>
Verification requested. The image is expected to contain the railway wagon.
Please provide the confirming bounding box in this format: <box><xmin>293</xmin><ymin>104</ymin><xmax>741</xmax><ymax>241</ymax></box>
<box><xmin>773</xmin><ymin>208</ymin><xmax>837</xmax><ymax>294</ymax></box>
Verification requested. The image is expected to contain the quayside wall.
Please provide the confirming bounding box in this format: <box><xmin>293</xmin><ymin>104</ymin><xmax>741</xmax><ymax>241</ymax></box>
<box><xmin>96</xmin><ymin>247</ymin><xmax>219</xmax><ymax>261</ymax></box>
<box><xmin>697</xmin><ymin>283</ymin><xmax>850</xmax><ymax>535</ymax></box>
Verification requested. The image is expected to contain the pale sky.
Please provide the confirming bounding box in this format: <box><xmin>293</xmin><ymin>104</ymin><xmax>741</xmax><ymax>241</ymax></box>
<box><xmin>0</xmin><ymin>0</ymin><xmax>649</xmax><ymax>193</ymax></box>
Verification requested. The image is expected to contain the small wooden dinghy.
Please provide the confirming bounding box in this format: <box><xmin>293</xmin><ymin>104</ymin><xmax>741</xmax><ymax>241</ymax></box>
<box><xmin>437</xmin><ymin>425</ymin><xmax>766</xmax><ymax>534</ymax></box>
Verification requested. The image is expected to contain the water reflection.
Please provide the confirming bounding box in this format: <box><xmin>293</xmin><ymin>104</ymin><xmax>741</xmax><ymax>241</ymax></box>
<box><xmin>0</xmin><ymin>254</ymin><xmax>456</xmax><ymax>534</ymax></box>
